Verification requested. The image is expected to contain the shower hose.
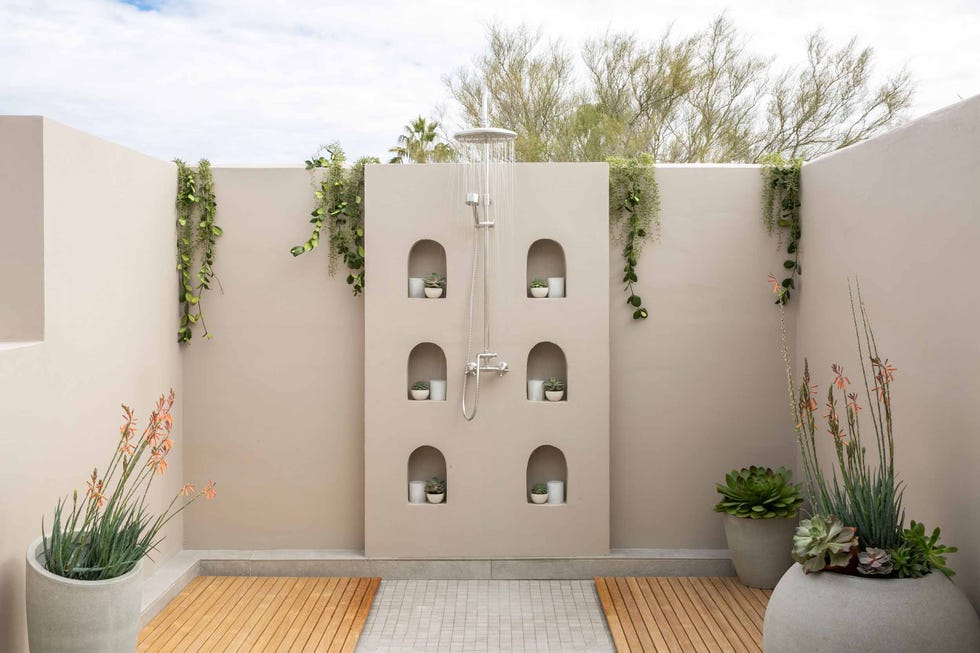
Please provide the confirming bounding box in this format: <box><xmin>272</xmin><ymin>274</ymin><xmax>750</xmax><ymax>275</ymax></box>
<box><xmin>461</xmin><ymin>229</ymin><xmax>481</xmax><ymax>421</ymax></box>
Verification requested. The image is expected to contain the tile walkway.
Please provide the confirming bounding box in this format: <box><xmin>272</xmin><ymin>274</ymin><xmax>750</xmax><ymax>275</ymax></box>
<box><xmin>356</xmin><ymin>579</ymin><xmax>615</xmax><ymax>653</ymax></box>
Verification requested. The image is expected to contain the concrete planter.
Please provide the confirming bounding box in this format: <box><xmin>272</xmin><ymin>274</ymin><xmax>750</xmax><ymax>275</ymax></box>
<box><xmin>26</xmin><ymin>536</ymin><xmax>143</xmax><ymax>653</ymax></box>
<box><xmin>764</xmin><ymin>563</ymin><xmax>980</xmax><ymax>653</ymax></box>
<box><xmin>723</xmin><ymin>513</ymin><xmax>796</xmax><ymax>589</ymax></box>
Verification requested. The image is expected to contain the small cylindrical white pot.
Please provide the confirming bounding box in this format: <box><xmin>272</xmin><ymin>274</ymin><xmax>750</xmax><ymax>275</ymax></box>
<box><xmin>408</xmin><ymin>480</ymin><xmax>426</xmax><ymax>503</ymax></box>
<box><xmin>546</xmin><ymin>480</ymin><xmax>565</xmax><ymax>504</ymax></box>
<box><xmin>27</xmin><ymin>536</ymin><xmax>143</xmax><ymax>653</ymax></box>
<box><xmin>530</xmin><ymin>286</ymin><xmax>549</xmax><ymax>298</ymax></box>
<box><xmin>429</xmin><ymin>380</ymin><xmax>447</xmax><ymax>401</ymax></box>
<box><xmin>424</xmin><ymin>287</ymin><xmax>444</xmax><ymax>298</ymax></box>
<box><xmin>527</xmin><ymin>379</ymin><xmax>545</xmax><ymax>401</ymax></box>
<box><xmin>408</xmin><ymin>277</ymin><xmax>425</xmax><ymax>298</ymax></box>
<box><xmin>530</xmin><ymin>492</ymin><xmax>549</xmax><ymax>504</ymax></box>
<box><xmin>547</xmin><ymin>277</ymin><xmax>565</xmax><ymax>298</ymax></box>
<box><xmin>545</xmin><ymin>389</ymin><xmax>564</xmax><ymax>402</ymax></box>
<box><xmin>426</xmin><ymin>493</ymin><xmax>445</xmax><ymax>504</ymax></box>
<box><xmin>410</xmin><ymin>388</ymin><xmax>430</xmax><ymax>400</ymax></box>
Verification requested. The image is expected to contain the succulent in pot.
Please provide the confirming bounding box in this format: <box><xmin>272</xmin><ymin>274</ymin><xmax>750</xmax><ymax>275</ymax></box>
<box><xmin>762</xmin><ymin>282</ymin><xmax>980</xmax><ymax>653</ymax></box>
<box><xmin>529</xmin><ymin>278</ymin><xmax>549</xmax><ymax>298</ymax></box>
<box><xmin>544</xmin><ymin>377</ymin><xmax>565</xmax><ymax>401</ymax></box>
<box><xmin>424</xmin><ymin>272</ymin><xmax>446</xmax><ymax>298</ymax></box>
<box><xmin>530</xmin><ymin>483</ymin><xmax>549</xmax><ymax>504</ymax></box>
<box><xmin>410</xmin><ymin>380</ymin><xmax>430</xmax><ymax>400</ymax></box>
<box><xmin>425</xmin><ymin>476</ymin><xmax>446</xmax><ymax>503</ymax></box>
<box><xmin>26</xmin><ymin>391</ymin><xmax>215</xmax><ymax>653</ymax></box>
<box><xmin>714</xmin><ymin>465</ymin><xmax>803</xmax><ymax>588</ymax></box>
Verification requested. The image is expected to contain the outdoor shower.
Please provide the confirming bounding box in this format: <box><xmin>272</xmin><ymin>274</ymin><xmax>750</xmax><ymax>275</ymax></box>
<box><xmin>455</xmin><ymin>98</ymin><xmax>517</xmax><ymax>421</ymax></box>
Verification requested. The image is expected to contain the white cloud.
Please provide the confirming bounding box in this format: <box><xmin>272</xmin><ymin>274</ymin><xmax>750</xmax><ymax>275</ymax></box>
<box><xmin>1</xmin><ymin>0</ymin><xmax>977</xmax><ymax>163</ymax></box>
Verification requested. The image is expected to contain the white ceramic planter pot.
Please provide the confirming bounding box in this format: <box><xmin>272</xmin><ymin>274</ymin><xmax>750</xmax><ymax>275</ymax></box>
<box><xmin>408</xmin><ymin>480</ymin><xmax>426</xmax><ymax>504</ymax></box>
<box><xmin>547</xmin><ymin>277</ymin><xmax>565</xmax><ymax>298</ymax></box>
<box><xmin>546</xmin><ymin>480</ymin><xmax>565</xmax><ymax>504</ymax></box>
<box><xmin>722</xmin><ymin>513</ymin><xmax>796</xmax><ymax>589</ymax></box>
<box><xmin>530</xmin><ymin>492</ymin><xmax>549</xmax><ymax>504</ymax></box>
<box><xmin>545</xmin><ymin>390</ymin><xmax>564</xmax><ymax>402</ymax></box>
<box><xmin>764</xmin><ymin>563</ymin><xmax>980</xmax><ymax>653</ymax></box>
<box><xmin>424</xmin><ymin>287</ymin><xmax>443</xmax><ymax>298</ymax></box>
<box><xmin>26</xmin><ymin>536</ymin><xmax>143</xmax><ymax>653</ymax></box>
<box><xmin>426</xmin><ymin>493</ymin><xmax>445</xmax><ymax>504</ymax></box>
<box><xmin>428</xmin><ymin>380</ymin><xmax>447</xmax><ymax>401</ymax></box>
<box><xmin>530</xmin><ymin>286</ymin><xmax>549</xmax><ymax>298</ymax></box>
<box><xmin>408</xmin><ymin>277</ymin><xmax>425</xmax><ymax>298</ymax></box>
<box><xmin>410</xmin><ymin>389</ymin><xmax>429</xmax><ymax>400</ymax></box>
<box><xmin>527</xmin><ymin>380</ymin><xmax>545</xmax><ymax>401</ymax></box>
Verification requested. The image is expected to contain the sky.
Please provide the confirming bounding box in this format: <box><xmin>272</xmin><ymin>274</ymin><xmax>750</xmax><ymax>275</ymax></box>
<box><xmin>1</xmin><ymin>0</ymin><xmax>978</xmax><ymax>163</ymax></box>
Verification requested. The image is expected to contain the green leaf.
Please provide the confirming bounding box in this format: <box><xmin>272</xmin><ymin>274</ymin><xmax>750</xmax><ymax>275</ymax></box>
<box><xmin>629</xmin><ymin>295</ymin><xmax>641</xmax><ymax>307</ymax></box>
<box><xmin>783</xmin><ymin>260</ymin><xmax>796</xmax><ymax>269</ymax></box>
<box><xmin>633</xmin><ymin>308</ymin><xmax>648</xmax><ymax>319</ymax></box>
<box><xmin>290</xmin><ymin>245</ymin><xmax>305</xmax><ymax>256</ymax></box>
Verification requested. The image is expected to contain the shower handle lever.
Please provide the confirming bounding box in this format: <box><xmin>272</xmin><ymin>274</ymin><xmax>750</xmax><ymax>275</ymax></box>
<box><xmin>465</xmin><ymin>352</ymin><xmax>509</xmax><ymax>376</ymax></box>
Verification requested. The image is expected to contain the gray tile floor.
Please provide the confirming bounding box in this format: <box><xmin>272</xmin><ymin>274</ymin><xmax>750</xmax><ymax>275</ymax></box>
<box><xmin>356</xmin><ymin>579</ymin><xmax>615</xmax><ymax>653</ymax></box>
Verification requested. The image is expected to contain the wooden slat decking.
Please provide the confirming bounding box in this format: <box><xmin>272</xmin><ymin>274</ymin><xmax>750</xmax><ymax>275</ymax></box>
<box><xmin>595</xmin><ymin>577</ymin><xmax>771</xmax><ymax>653</ymax></box>
<box><xmin>138</xmin><ymin>576</ymin><xmax>380</xmax><ymax>653</ymax></box>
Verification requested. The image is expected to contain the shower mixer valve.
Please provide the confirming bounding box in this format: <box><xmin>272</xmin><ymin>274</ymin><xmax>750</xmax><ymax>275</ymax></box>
<box><xmin>465</xmin><ymin>352</ymin><xmax>509</xmax><ymax>376</ymax></box>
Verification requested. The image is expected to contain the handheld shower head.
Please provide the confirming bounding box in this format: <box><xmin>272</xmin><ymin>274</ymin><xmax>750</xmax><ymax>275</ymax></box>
<box><xmin>466</xmin><ymin>193</ymin><xmax>481</xmax><ymax>226</ymax></box>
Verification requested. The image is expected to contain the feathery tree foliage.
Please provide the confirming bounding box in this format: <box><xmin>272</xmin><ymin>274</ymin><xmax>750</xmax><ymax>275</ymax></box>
<box><xmin>445</xmin><ymin>16</ymin><xmax>913</xmax><ymax>163</ymax></box>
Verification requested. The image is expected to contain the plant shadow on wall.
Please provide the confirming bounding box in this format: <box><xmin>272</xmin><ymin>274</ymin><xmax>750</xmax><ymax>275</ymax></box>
<box><xmin>175</xmin><ymin>159</ymin><xmax>222</xmax><ymax>342</ymax></box>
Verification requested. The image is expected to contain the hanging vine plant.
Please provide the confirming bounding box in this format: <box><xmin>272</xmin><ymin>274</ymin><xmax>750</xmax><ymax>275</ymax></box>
<box><xmin>608</xmin><ymin>154</ymin><xmax>660</xmax><ymax>320</ymax></box>
<box><xmin>761</xmin><ymin>153</ymin><xmax>802</xmax><ymax>305</ymax></box>
<box><xmin>290</xmin><ymin>143</ymin><xmax>380</xmax><ymax>295</ymax></box>
<box><xmin>175</xmin><ymin>159</ymin><xmax>221</xmax><ymax>342</ymax></box>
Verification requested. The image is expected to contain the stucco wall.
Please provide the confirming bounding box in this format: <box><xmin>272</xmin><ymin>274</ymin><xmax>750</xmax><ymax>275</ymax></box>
<box><xmin>182</xmin><ymin>163</ymin><xmax>793</xmax><ymax>552</ymax></box>
<box><xmin>0</xmin><ymin>118</ymin><xmax>183</xmax><ymax>652</ymax></box>
<box><xmin>797</xmin><ymin>96</ymin><xmax>980</xmax><ymax>606</ymax></box>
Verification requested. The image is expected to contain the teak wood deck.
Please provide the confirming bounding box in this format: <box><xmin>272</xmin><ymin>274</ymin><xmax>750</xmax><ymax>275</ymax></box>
<box><xmin>595</xmin><ymin>576</ymin><xmax>771</xmax><ymax>653</ymax></box>
<box><xmin>138</xmin><ymin>576</ymin><xmax>380</xmax><ymax>652</ymax></box>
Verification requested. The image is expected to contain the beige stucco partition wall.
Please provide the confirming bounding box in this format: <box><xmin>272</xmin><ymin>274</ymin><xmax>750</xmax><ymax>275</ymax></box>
<box><xmin>363</xmin><ymin>163</ymin><xmax>610</xmax><ymax>557</ymax></box>
<box><xmin>608</xmin><ymin>164</ymin><xmax>797</xmax><ymax>550</ymax></box>
<box><xmin>181</xmin><ymin>166</ymin><xmax>366</xmax><ymax>549</ymax></box>
<box><xmin>179</xmin><ymin>163</ymin><xmax>794</xmax><ymax>554</ymax></box>
<box><xmin>0</xmin><ymin>118</ymin><xmax>182</xmax><ymax>652</ymax></box>
<box><xmin>797</xmin><ymin>96</ymin><xmax>980</xmax><ymax>607</ymax></box>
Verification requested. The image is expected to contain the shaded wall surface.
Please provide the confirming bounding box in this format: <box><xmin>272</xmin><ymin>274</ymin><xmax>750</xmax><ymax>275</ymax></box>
<box><xmin>0</xmin><ymin>117</ymin><xmax>183</xmax><ymax>652</ymax></box>
<box><xmin>798</xmin><ymin>96</ymin><xmax>980</xmax><ymax>607</ymax></box>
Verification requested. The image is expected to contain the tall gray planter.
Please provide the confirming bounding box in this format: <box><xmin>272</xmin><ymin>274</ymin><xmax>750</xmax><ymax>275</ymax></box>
<box><xmin>764</xmin><ymin>563</ymin><xmax>980</xmax><ymax>652</ymax></box>
<box><xmin>26</xmin><ymin>536</ymin><xmax>143</xmax><ymax>653</ymax></box>
<box><xmin>723</xmin><ymin>514</ymin><xmax>796</xmax><ymax>589</ymax></box>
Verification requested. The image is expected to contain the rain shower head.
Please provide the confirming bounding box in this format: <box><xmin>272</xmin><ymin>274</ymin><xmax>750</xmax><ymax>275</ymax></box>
<box><xmin>453</xmin><ymin>127</ymin><xmax>517</xmax><ymax>144</ymax></box>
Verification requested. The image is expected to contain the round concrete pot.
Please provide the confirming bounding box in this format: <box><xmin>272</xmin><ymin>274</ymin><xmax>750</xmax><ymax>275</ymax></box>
<box><xmin>26</xmin><ymin>536</ymin><xmax>143</xmax><ymax>653</ymax></box>
<box><xmin>426</xmin><ymin>492</ymin><xmax>445</xmax><ymax>504</ymax></box>
<box><xmin>410</xmin><ymin>388</ymin><xmax>430</xmax><ymax>400</ymax></box>
<box><xmin>764</xmin><ymin>563</ymin><xmax>980</xmax><ymax>653</ymax></box>
<box><xmin>723</xmin><ymin>513</ymin><xmax>796</xmax><ymax>589</ymax></box>
<box><xmin>545</xmin><ymin>390</ymin><xmax>564</xmax><ymax>402</ymax></box>
<box><xmin>424</xmin><ymin>287</ymin><xmax>443</xmax><ymax>298</ymax></box>
<box><xmin>530</xmin><ymin>492</ymin><xmax>548</xmax><ymax>504</ymax></box>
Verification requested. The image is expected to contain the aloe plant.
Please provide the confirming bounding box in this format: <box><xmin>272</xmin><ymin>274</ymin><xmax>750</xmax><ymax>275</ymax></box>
<box><xmin>544</xmin><ymin>377</ymin><xmax>565</xmax><ymax>392</ymax></box>
<box><xmin>531</xmin><ymin>483</ymin><xmax>548</xmax><ymax>495</ymax></box>
<box><xmin>425</xmin><ymin>477</ymin><xmax>446</xmax><ymax>494</ymax></box>
<box><xmin>411</xmin><ymin>380</ymin><xmax>429</xmax><ymax>391</ymax></box>
<box><xmin>792</xmin><ymin>515</ymin><xmax>858</xmax><ymax>573</ymax></box>
<box><xmin>530</xmin><ymin>278</ymin><xmax>548</xmax><ymax>289</ymax></box>
<box><xmin>713</xmin><ymin>466</ymin><xmax>803</xmax><ymax>519</ymax></box>
<box><xmin>424</xmin><ymin>272</ymin><xmax>446</xmax><ymax>289</ymax></box>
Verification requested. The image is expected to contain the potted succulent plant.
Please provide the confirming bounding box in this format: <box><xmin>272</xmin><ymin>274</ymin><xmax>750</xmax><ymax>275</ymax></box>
<box><xmin>424</xmin><ymin>272</ymin><xmax>445</xmax><ymax>298</ymax></box>
<box><xmin>529</xmin><ymin>278</ymin><xmax>549</xmax><ymax>298</ymax></box>
<box><xmin>530</xmin><ymin>483</ymin><xmax>549</xmax><ymax>504</ymax></box>
<box><xmin>410</xmin><ymin>380</ymin><xmax>430</xmax><ymax>400</ymax></box>
<box><xmin>762</xmin><ymin>282</ymin><xmax>980</xmax><ymax>652</ymax></box>
<box><xmin>425</xmin><ymin>476</ymin><xmax>446</xmax><ymax>504</ymax></box>
<box><xmin>713</xmin><ymin>465</ymin><xmax>803</xmax><ymax>588</ymax></box>
<box><xmin>26</xmin><ymin>391</ymin><xmax>215</xmax><ymax>653</ymax></box>
<box><xmin>544</xmin><ymin>377</ymin><xmax>565</xmax><ymax>401</ymax></box>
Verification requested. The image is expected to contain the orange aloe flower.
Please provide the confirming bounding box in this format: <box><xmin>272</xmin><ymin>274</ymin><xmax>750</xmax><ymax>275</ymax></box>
<box><xmin>831</xmin><ymin>364</ymin><xmax>850</xmax><ymax>390</ymax></box>
<box><xmin>847</xmin><ymin>392</ymin><xmax>862</xmax><ymax>412</ymax></box>
<box><xmin>149</xmin><ymin>451</ymin><xmax>168</xmax><ymax>475</ymax></box>
<box><xmin>161</xmin><ymin>436</ymin><xmax>173</xmax><ymax>453</ymax></box>
<box><xmin>768</xmin><ymin>273</ymin><xmax>780</xmax><ymax>295</ymax></box>
<box><xmin>180</xmin><ymin>483</ymin><xmax>195</xmax><ymax>496</ymax></box>
<box><xmin>204</xmin><ymin>480</ymin><xmax>216</xmax><ymax>500</ymax></box>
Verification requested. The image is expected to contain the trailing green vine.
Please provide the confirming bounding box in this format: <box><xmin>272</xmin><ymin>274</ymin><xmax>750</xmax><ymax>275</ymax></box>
<box><xmin>175</xmin><ymin>159</ymin><xmax>221</xmax><ymax>342</ymax></box>
<box><xmin>290</xmin><ymin>144</ymin><xmax>379</xmax><ymax>295</ymax></box>
<box><xmin>761</xmin><ymin>153</ymin><xmax>802</xmax><ymax>305</ymax></box>
<box><xmin>608</xmin><ymin>154</ymin><xmax>660</xmax><ymax>320</ymax></box>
